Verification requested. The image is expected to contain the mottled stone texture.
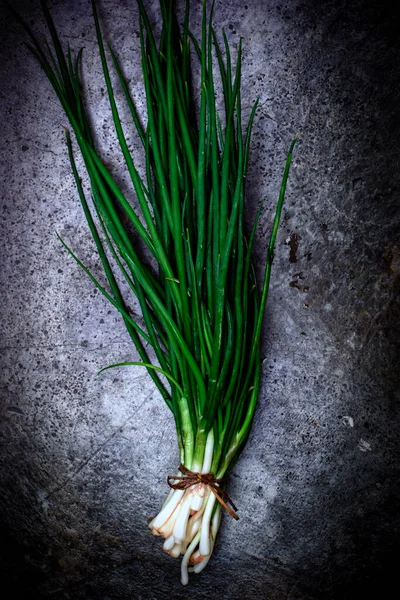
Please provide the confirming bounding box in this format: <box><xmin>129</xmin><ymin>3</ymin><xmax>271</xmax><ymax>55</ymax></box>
<box><xmin>1</xmin><ymin>0</ymin><xmax>399</xmax><ymax>598</ymax></box>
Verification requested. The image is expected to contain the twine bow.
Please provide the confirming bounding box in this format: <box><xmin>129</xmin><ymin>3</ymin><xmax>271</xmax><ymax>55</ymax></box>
<box><xmin>168</xmin><ymin>464</ymin><xmax>239</xmax><ymax>520</ymax></box>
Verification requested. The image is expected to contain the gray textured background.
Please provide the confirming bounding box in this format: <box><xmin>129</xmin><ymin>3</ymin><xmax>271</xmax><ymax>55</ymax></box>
<box><xmin>1</xmin><ymin>0</ymin><xmax>399</xmax><ymax>598</ymax></box>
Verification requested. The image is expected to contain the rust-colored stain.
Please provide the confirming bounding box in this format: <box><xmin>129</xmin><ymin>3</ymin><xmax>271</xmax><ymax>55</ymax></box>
<box><xmin>288</xmin><ymin>232</ymin><xmax>299</xmax><ymax>263</ymax></box>
<box><xmin>293</xmin><ymin>271</ymin><xmax>305</xmax><ymax>280</ymax></box>
<box><xmin>290</xmin><ymin>280</ymin><xmax>309</xmax><ymax>292</ymax></box>
<box><xmin>289</xmin><ymin>271</ymin><xmax>309</xmax><ymax>292</ymax></box>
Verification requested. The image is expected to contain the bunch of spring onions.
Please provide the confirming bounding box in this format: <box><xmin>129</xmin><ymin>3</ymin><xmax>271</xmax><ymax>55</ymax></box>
<box><xmin>14</xmin><ymin>0</ymin><xmax>298</xmax><ymax>584</ymax></box>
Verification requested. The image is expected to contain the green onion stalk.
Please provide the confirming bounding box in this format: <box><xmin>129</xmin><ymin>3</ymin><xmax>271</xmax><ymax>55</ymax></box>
<box><xmin>13</xmin><ymin>0</ymin><xmax>298</xmax><ymax>585</ymax></box>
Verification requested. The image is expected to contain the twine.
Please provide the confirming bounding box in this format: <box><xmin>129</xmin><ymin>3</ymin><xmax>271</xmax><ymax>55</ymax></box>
<box><xmin>168</xmin><ymin>464</ymin><xmax>239</xmax><ymax>520</ymax></box>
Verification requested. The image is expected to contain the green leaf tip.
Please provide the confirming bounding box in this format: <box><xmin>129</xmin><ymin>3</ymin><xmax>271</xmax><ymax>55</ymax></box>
<box><xmin>98</xmin><ymin>361</ymin><xmax>185</xmax><ymax>396</ymax></box>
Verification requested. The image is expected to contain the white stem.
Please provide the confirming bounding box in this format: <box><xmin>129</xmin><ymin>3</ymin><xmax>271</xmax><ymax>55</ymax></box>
<box><xmin>157</xmin><ymin>499</ymin><xmax>181</xmax><ymax>538</ymax></box>
<box><xmin>150</xmin><ymin>439</ymin><xmax>228</xmax><ymax>583</ymax></box>
<box><xmin>169</xmin><ymin>542</ymin><xmax>182</xmax><ymax>558</ymax></box>
<box><xmin>211</xmin><ymin>502</ymin><xmax>222</xmax><ymax>538</ymax></box>
<box><xmin>192</xmin><ymin>504</ymin><xmax>222</xmax><ymax>574</ymax></box>
<box><xmin>172</xmin><ymin>489</ymin><xmax>193</xmax><ymax>542</ymax></box>
<box><xmin>181</xmin><ymin>530</ymin><xmax>201</xmax><ymax>586</ymax></box>
<box><xmin>185</xmin><ymin>515</ymin><xmax>201</xmax><ymax>543</ymax></box>
<box><xmin>163</xmin><ymin>535</ymin><xmax>175</xmax><ymax>552</ymax></box>
<box><xmin>201</xmin><ymin>429</ymin><xmax>214</xmax><ymax>473</ymax></box>
<box><xmin>189</xmin><ymin>549</ymin><xmax>202</xmax><ymax>564</ymax></box>
<box><xmin>191</xmin><ymin>547</ymin><xmax>212</xmax><ymax>573</ymax></box>
<box><xmin>150</xmin><ymin>488</ymin><xmax>184</xmax><ymax>531</ymax></box>
<box><xmin>190</xmin><ymin>482</ymin><xmax>206</xmax><ymax>511</ymax></box>
<box><xmin>189</xmin><ymin>492</ymin><xmax>208</xmax><ymax>525</ymax></box>
<box><xmin>199</xmin><ymin>491</ymin><xmax>217</xmax><ymax>556</ymax></box>
<box><xmin>191</xmin><ymin>459</ymin><xmax>202</xmax><ymax>472</ymax></box>
<box><xmin>161</xmin><ymin>479</ymin><xmax>177</xmax><ymax>508</ymax></box>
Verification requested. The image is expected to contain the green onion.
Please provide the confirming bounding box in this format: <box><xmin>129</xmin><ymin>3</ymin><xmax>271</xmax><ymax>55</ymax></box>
<box><xmin>15</xmin><ymin>0</ymin><xmax>298</xmax><ymax>584</ymax></box>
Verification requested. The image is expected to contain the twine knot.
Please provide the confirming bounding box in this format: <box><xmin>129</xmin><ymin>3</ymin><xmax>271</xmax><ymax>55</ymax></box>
<box><xmin>168</xmin><ymin>464</ymin><xmax>239</xmax><ymax>520</ymax></box>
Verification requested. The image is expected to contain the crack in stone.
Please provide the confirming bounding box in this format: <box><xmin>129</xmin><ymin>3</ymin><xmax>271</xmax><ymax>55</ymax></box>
<box><xmin>44</xmin><ymin>389</ymin><xmax>154</xmax><ymax>501</ymax></box>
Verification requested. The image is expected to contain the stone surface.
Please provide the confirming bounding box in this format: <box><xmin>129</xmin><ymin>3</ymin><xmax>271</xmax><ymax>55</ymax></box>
<box><xmin>1</xmin><ymin>0</ymin><xmax>399</xmax><ymax>598</ymax></box>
